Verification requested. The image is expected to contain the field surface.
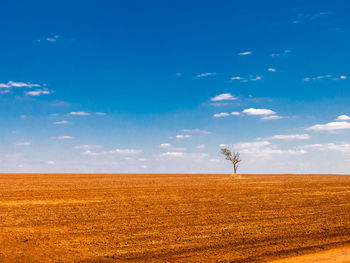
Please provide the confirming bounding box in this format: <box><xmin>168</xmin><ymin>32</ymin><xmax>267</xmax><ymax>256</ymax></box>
<box><xmin>0</xmin><ymin>173</ymin><xmax>350</xmax><ymax>262</ymax></box>
<box><xmin>271</xmin><ymin>246</ymin><xmax>350</xmax><ymax>263</ymax></box>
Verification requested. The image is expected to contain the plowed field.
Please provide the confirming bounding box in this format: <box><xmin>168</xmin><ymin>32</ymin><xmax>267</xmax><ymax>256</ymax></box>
<box><xmin>0</xmin><ymin>173</ymin><xmax>349</xmax><ymax>262</ymax></box>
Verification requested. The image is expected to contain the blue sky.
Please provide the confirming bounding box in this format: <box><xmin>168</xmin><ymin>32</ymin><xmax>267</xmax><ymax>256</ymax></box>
<box><xmin>2</xmin><ymin>0</ymin><xmax>350</xmax><ymax>173</ymax></box>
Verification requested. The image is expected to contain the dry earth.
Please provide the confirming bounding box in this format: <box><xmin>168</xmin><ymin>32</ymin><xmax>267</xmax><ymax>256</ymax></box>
<box><xmin>271</xmin><ymin>246</ymin><xmax>350</xmax><ymax>262</ymax></box>
<box><xmin>0</xmin><ymin>173</ymin><xmax>350</xmax><ymax>262</ymax></box>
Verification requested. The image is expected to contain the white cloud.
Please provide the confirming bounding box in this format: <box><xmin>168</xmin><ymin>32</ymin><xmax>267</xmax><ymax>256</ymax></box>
<box><xmin>0</xmin><ymin>81</ymin><xmax>41</xmax><ymax>93</ymax></box>
<box><xmin>307</xmin><ymin>121</ymin><xmax>350</xmax><ymax>131</ymax></box>
<box><xmin>211</xmin><ymin>93</ymin><xmax>238</xmax><ymax>102</ymax></box>
<box><xmin>95</xmin><ymin>112</ymin><xmax>107</xmax><ymax>116</ymax></box>
<box><xmin>312</xmin><ymin>12</ymin><xmax>332</xmax><ymax>19</ymax></box>
<box><xmin>231</xmin><ymin>75</ymin><xmax>262</xmax><ymax>83</ymax></box>
<box><xmin>196</xmin><ymin>73</ymin><xmax>216</xmax><ymax>78</ymax></box>
<box><xmin>160</xmin><ymin>152</ymin><xmax>184</xmax><ymax>157</ymax></box>
<box><xmin>196</xmin><ymin>144</ymin><xmax>205</xmax><ymax>149</ymax></box>
<box><xmin>68</xmin><ymin>111</ymin><xmax>90</xmax><ymax>116</ymax></box>
<box><xmin>243</xmin><ymin>108</ymin><xmax>276</xmax><ymax>116</ymax></box>
<box><xmin>267</xmin><ymin>68</ymin><xmax>276</xmax><ymax>72</ymax></box>
<box><xmin>160</xmin><ymin>143</ymin><xmax>172</xmax><ymax>148</ymax></box>
<box><xmin>219</xmin><ymin>144</ymin><xmax>228</xmax><ymax>148</ymax></box>
<box><xmin>0</xmin><ymin>83</ymin><xmax>11</xmax><ymax>88</ymax></box>
<box><xmin>54</xmin><ymin>120</ymin><xmax>69</xmax><ymax>125</ymax></box>
<box><xmin>213</xmin><ymin>112</ymin><xmax>230</xmax><ymax>118</ymax></box>
<box><xmin>209</xmin><ymin>102</ymin><xmax>233</xmax><ymax>107</ymax></box>
<box><xmin>234</xmin><ymin>141</ymin><xmax>271</xmax><ymax>149</ymax></box>
<box><xmin>297</xmin><ymin>144</ymin><xmax>328</xmax><ymax>150</ymax></box>
<box><xmin>261</xmin><ymin>115</ymin><xmax>285</xmax><ymax>120</ymax></box>
<box><xmin>250</xmin><ymin>76</ymin><xmax>262</xmax><ymax>81</ymax></box>
<box><xmin>210</xmin><ymin>159</ymin><xmax>220</xmax><ymax>163</ymax></box>
<box><xmin>292</xmin><ymin>12</ymin><xmax>332</xmax><ymax>24</ymax></box>
<box><xmin>336</xmin><ymin>115</ymin><xmax>350</xmax><ymax>121</ymax></box>
<box><xmin>266</xmin><ymin>134</ymin><xmax>311</xmax><ymax>140</ymax></box>
<box><xmin>112</xmin><ymin>149</ymin><xmax>141</xmax><ymax>155</ymax></box>
<box><xmin>5</xmin><ymin>153</ymin><xmax>24</xmax><ymax>158</ymax></box>
<box><xmin>74</xmin><ymin>145</ymin><xmax>103</xmax><ymax>150</ymax></box>
<box><xmin>238</xmin><ymin>51</ymin><xmax>252</xmax><ymax>56</ymax></box>
<box><xmin>304</xmin><ymin>74</ymin><xmax>347</xmax><ymax>82</ymax></box>
<box><xmin>83</xmin><ymin>148</ymin><xmax>142</xmax><ymax>156</ymax></box>
<box><xmin>170</xmin><ymin>147</ymin><xmax>186</xmax><ymax>151</ymax></box>
<box><xmin>180</xmin><ymin>129</ymin><xmax>212</xmax><ymax>134</ymax></box>
<box><xmin>140</xmin><ymin>165</ymin><xmax>148</xmax><ymax>169</ymax></box>
<box><xmin>175</xmin><ymin>134</ymin><xmax>191</xmax><ymax>139</ymax></box>
<box><xmin>271</xmin><ymin>50</ymin><xmax>292</xmax><ymax>57</ymax></box>
<box><xmin>14</xmin><ymin>142</ymin><xmax>31</xmax><ymax>146</ymax></box>
<box><xmin>6</xmin><ymin>81</ymin><xmax>40</xmax><ymax>88</ymax></box>
<box><xmin>234</xmin><ymin>140</ymin><xmax>307</xmax><ymax>156</ymax></box>
<box><xmin>298</xmin><ymin>143</ymin><xmax>350</xmax><ymax>153</ymax></box>
<box><xmin>36</xmin><ymin>34</ymin><xmax>61</xmax><ymax>43</ymax></box>
<box><xmin>187</xmin><ymin>153</ymin><xmax>208</xmax><ymax>158</ymax></box>
<box><xmin>49</xmin><ymin>100</ymin><xmax>70</xmax><ymax>107</ymax></box>
<box><xmin>0</xmin><ymin>89</ymin><xmax>10</xmax><ymax>94</ymax></box>
<box><xmin>55</xmin><ymin>136</ymin><xmax>73</xmax><ymax>140</ymax></box>
<box><xmin>26</xmin><ymin>89</ymin><xmax>53</xmax><ymax>96</ymax></box>
<box><xmin>159</xmin><ymin>152</ymin><xmax>207</xmax><ymax>158</ymax></box>
<box><xmin>47</xmin><ymin>161</ymin><xmax>56</xmax><ymax>165</ymax></box>
<box><xmin>231</xmin><ymin>112</ymin><xmax>240</xmax><ymax>116</ymax></box>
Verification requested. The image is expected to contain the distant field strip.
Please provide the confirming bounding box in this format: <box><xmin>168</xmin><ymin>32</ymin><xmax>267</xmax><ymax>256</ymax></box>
<box><xmin>0</xmin><ymin>173</ymin><xmax>350</xmax><ymax>262</ymax></box>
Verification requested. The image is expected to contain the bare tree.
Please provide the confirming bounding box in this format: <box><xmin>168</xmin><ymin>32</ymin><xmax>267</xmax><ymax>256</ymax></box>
<box><xmin>221</xmin><ymin>148</ymin><xmax>242</xmax><ymax>175</ymax></box>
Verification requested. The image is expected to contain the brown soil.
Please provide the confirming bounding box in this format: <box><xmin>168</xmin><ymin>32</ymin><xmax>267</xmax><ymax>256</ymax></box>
<box><xmin>0</xmin><ymin>173</ymin><xmax>349</xmax><ymax>262</ymax></box>
<box><xmin>271</xmin><ymin>246</ymin><xmax>350</xmax><ymax>262</ymax></box>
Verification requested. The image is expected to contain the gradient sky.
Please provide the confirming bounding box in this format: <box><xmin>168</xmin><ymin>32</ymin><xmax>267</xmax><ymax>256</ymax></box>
<box><xmin>2</xmin><ymin>0</ymin><xmax>350</xmax><ymax>173</ymax></box>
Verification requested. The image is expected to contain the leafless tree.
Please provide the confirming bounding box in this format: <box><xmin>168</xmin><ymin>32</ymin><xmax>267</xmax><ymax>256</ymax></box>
<box><xmin>221</xmin><ymin>148</ymin><xmax>242</xmax><ymax>175</ymax></box>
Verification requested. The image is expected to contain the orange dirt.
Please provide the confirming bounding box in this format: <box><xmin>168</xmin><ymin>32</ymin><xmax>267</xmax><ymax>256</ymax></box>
<box><xmin>0</xmin><ymin>173</ymin><xmax>350</xmax><ymax>262</ymax></box>
<box><xmin>271</xmin><ymin>246</ymin><xmax>350</xmax><ymax>262</ymax></box>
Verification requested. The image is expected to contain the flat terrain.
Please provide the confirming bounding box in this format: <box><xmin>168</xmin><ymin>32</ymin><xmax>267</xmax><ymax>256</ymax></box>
<box><xmin>271</xmin><ymin>246</ymin><xmax>350</xmax><ymax>263</ymax></box>
<box><xmin>0</xmin><ymin>174</ymin><xmax>350</xmax><ymax>262</ymax></box>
